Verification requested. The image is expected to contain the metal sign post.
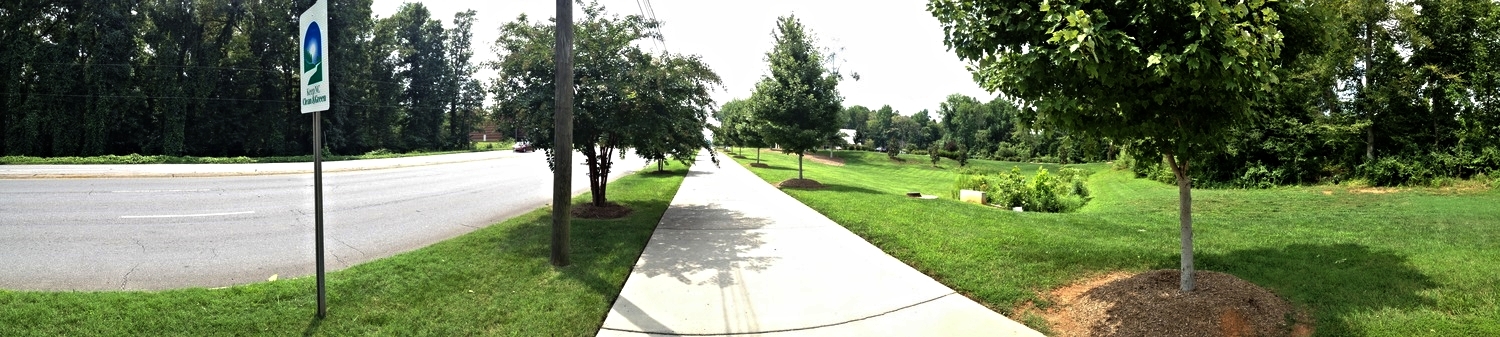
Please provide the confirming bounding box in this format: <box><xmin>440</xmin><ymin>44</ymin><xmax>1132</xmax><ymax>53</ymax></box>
<box><xmin>299</xmin><ymin>0</ymin><xmax>330</xmax><ymax>318</ymax></box>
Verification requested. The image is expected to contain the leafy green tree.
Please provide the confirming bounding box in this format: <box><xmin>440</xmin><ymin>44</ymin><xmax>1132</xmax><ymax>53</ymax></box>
<box><xmin>444</xmin><ymin>10</ymin><xmax>484</xmax><ymax>150</ymax></box>
<box><xmin>937</xmin><ymin>94</ymin><xmax>985</xmax><ymax>150</ymax></box>
<box><xmin>910</xmin><ymin>109</ymin><xmax>937</xmax><ymax>149</ymax></box>
<box><xmin>493</xmin><ymin>2</ymin><xmax>718</xmax><ymax>206</ymax></box>
<box><xmin>630</xmin><ymin>53</ymin><xmax>723</xmax><ymax>172</ymax></box>
<box><xmin>866</xmin><ymin>105</ymin><xmax>896</xmax><ymax>149</ymax></box>
<box><xmin>889</xmin><ymin>114</ymin><xmax>921</xmax><ymax>156</ymax></box>
<box><xmin>748</xmin><ymin>15</ymin><xmax>843</xmax><ymax>180</ymax></box>
<box><xmin>380</xmin><ymin>3</ymin><xmax>449</xmax><ymax>151</ymax></box>
<box><xmin>1335</xmin><ymin>0</ymin><xmax>1417</xmax><ymax>164</ymax></box>
<box><xmin>932</xmin><ymin>0</ymin><xmax>1289</xmax><ymax>291</ymax></box>
<box><xmin>720</xmin><ymin>98</ymin><xmax>768</xmax><ymax>162</ymax></box>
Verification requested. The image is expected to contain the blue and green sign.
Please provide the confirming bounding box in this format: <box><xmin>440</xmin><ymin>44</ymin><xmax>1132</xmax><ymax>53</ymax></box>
<box><xmin>299</xmin><ymin>0</ymin><xmax>330</xmax><ymax>113</ymax></box>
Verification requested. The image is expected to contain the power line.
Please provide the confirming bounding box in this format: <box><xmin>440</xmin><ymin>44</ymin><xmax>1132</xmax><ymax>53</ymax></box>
<box><xmin>633</xmin><ymin>0</ymin><xmax>666</xmax><ymax>53</ymax></box>
<box><xmin>5</xmin><ymin>92</ymin><xmax>456</xmax><ymax>111</ymax></box>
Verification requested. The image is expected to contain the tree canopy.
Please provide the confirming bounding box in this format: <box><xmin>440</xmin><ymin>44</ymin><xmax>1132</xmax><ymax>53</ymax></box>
<box><xmin>747</xmin><ymin>15</ymin><xmax>843</xmax><ymax>180</ymax></box>
<box><xmin>491</xmin><ymin>2</ymin><xmax>720</xmax><ymax>206</ymax></box>
<box><xmin>931</xmin><ymin>0</ymin><xmax>1294</xmax><ymax>291</ymax></box>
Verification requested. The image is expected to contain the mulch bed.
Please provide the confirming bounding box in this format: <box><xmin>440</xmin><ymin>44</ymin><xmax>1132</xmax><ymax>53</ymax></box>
<box><xmin>775</xmin><ymin>178</ymin><xmax>825</xmax><ymax>189</ymax></box>
<box><xmin>748</xmin><ymin>162</ymin><xmax>770</xmax><ymax>168</ymax></box>
<box><xmin>1024</xmin><ymin>269</ymin><xmax>1311</xmax><ymax>337</ymax></box>
<box><xmin>570</xmin><ymin>202</ymin><xmax>633</xmax><ymax>219</ymax></box>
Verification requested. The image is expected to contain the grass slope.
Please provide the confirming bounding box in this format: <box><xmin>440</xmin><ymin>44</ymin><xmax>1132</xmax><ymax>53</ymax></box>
<box><xmin>0</xmin><ymin>160</ymin><xmax>686</xmax><ymax>336</ymax></box>
<box><xmin>734</xmin><ymin>149</ymin><xmax>1499</xmax><ymax>336</ymax></box>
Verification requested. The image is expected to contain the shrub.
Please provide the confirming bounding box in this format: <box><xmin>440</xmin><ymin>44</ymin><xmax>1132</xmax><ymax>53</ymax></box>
<box><xmin>989</xmin><ymin>167</ymin><xmax>1032</xmax><ymax>208</ymax></box>
<box><xmin>1361</xmin><ymin>156</ymin><xmax>1435</xmax><ymax>186</ymax></box>
<box><xmin>1112</xmin><ymin>146</ymin><xmax>1137</xmax><ymax>171</ymax></box>
<box><xmin>951</xmin><ymin>166</ymin><xmax>1093</xmax><ymax>212</ymax></box>
<box><xmin>929</xmin><ymin>143</ymin><xmax>941</xmax><ymax>166</ymax></box>
<box><xmin>956</xmin><ymin>144</ymin><xmax>970</xmax><ymax>167</ymax></box>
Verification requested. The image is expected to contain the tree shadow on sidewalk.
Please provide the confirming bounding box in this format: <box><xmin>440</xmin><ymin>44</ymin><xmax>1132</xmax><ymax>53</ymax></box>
<box><xmin>630</xmin><ymin>204</ymin><xmax>779</xmax><ymax>288</ymax></box>
<box><xmin>1191</xmin><ymin>243</ymin><xmax>1438</xmax><ymax>335</ymax></box>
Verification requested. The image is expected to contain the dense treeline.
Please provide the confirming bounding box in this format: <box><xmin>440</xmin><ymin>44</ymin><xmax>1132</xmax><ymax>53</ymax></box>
<box><xmin>831</xmin><ymin>95</ymin><xmax>1111</xmax><ymax>165</ymax></box>
<box><xmin>0</xmin><ymin>1</ymin><xmax>483</xmax><ymax>157</ymax></box>
<box><xmin>1155</xmin><ymin>0</ymin><xmax>1500</xmax><ymax>187</ymax></box>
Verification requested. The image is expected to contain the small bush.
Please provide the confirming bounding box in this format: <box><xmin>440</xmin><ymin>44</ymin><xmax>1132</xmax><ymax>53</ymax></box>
<box><xmin>951</xmin><ymin>166</ymin><xmax>1093</xmax><ymax>212</ymax></box>
<box><xmin>1113</xmin><ymin>146</ymin><xmax>1137</xmax><ymax>171</ymax></box>
<box><xmin>1361</xmin><ymin>156</ymin><xmax>1435</xmax><ymax>186</ymax></box>
<box><xmin>364</xmin><ymin>148</ymin><xmax>395</xmax><ymax>157</ymax></box>
<box><xmin>929</xmin><ymin>143</ymin><xmax>941</xmax><ymax>166</ymax></box>
<box><xmin>956</xmin><ymin>144</ymin><xmax>970</xmax><ymax>167</ymax></box>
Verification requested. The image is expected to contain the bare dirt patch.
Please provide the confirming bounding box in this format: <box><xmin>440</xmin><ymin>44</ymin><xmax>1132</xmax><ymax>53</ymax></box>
<box><xmin>775</xmin><ymin>178</ymin><xmax>825</xmax><ymax>189</ymax></box>
<box><xmin>1019</xmin><ymin>270</ymin><xmax>1311</xmax><ymax>337</ymax></box>
<box><xmin>571</xmin><ymin>202</ymin><xmax>633</xmax><ymax>219</ymax></box>
<box><xmin>1350</xmin><ymin>187</ymin><xmax>1402</xmax><ymax>194</ymax></box>
<box><xmin>804</xmin><ymin>153</ymin><xmax>845</xmax><ymax>166</ymax></box>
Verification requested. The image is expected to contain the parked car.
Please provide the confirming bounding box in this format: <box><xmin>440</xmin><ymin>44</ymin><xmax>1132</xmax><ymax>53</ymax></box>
<box><xmin>512</xmin><ymin>141</ymin><xmax>533</xmax><ymax>153</ymax></box>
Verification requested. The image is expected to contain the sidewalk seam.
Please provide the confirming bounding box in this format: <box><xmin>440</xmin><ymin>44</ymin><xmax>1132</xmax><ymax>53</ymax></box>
<box><xmin>598</xmin><ymin>292</ymin><xmax>959</xmax><ymax>336</ymax></box>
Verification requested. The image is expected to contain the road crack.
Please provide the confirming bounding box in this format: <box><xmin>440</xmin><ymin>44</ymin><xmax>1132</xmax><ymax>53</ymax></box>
<box><xmin>120</xmin><ymin>263</ymin><xmax>141</xmax><ymax>290</ymax></box>
<box><xmin>335</xmin><ymin>238</ymin><xmax>367</xmax><ymax>256</ymax></box>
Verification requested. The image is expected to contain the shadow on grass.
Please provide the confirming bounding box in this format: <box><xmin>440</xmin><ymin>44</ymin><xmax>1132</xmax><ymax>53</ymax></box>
<box><xmin>820</xmin><ymin>184</ymin><xmax>882</xmax><ymax>195</ymax></box>
<box><xmin>302</xmin><ymin>317</ymin><xmax>322</xmax><ymax>337</ymax></box>
<box><xmin>1193</xmin><ymin>243</ymin><xmax>1438</xmax><ymax>335</ymax></box>
<box><xmin>750</xmin><ymin>164</ymin><xmax>794</xmax><ymax>171</ymax></box>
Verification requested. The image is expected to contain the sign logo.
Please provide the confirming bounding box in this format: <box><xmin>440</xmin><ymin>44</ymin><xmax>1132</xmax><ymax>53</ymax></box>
<box><xmin>299</xmin><ymin>0</ymin><xmax>330</xmax><ymax>113</ymax></box>
<box><xmin>303</xmin><ymin>22</ymin><xmax>323</xmax><ymax>85</ymax></box>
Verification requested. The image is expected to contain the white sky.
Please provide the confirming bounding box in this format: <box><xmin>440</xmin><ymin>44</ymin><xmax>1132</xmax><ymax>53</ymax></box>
<box><xmin>370</xmin><ymin>0</ymin><xmax>996</xmax><ymax>115</ymax></box>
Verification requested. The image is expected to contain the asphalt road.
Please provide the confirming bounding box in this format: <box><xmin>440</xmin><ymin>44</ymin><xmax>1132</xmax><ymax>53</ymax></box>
<box><xmin>0</xmin><ymin>151</ymin><xmax>648</xmax><ymax>291</ymax></box>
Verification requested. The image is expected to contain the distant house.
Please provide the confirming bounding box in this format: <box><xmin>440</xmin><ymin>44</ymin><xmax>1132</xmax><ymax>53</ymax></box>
<box><xmin>469</xmin><ymin>122</ymin><xmax>505</xmax><ymax>142</ymax></box>
<box><xmin>838</xmin><ymin>129</ymin><xmax>856</xmax><ymax>148</ymax></box>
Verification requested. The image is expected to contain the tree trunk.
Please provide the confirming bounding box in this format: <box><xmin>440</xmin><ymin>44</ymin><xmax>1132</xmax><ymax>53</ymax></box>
<box><xmin>1362</xmin><ymin>20</ymin><xmax>1375</xmax><ymax>164</ymax></box>
<box><xmin>657</xmin><ymin>160</ymin><xmax>664</xmax><ymax>172</ymax></box>
<box><xmin>755</xmin><ymin>147</ymin><xmax>761</xmax><ymax>163</ymax></box>
<box><xmin>798</xmin><ymin>154</ymin><xmax>804</xmax><ymax>179</ymax></box>
<box><xmin>1166</xmin><ymin>153</ymin><xmax>1195</xmax><ymax>292</ymax></box>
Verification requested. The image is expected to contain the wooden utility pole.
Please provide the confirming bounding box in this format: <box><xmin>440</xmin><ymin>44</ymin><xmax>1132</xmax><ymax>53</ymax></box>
<box><xmin>551</xmin><ymin>0</ymin><xmax>575</xmax><ymax>267</ymax></box>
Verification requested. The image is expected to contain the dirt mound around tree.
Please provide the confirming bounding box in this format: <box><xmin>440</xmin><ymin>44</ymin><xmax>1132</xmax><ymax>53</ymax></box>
<box><xmin>571</xmin><ymin>202</ymin><xmax>632</xmax><ymax>219</ymax></box>
<box><xmin>775</xmin><ymin>178</ymin><xmax>825</xmax><ymax>189</ymax></box>
<box><xmin>1024</xmin><ymin>270</ymin><xmax>1312</xmax><ymax>337</ymax></box>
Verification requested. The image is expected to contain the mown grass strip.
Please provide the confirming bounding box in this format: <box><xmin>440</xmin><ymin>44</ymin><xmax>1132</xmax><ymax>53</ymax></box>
<box><xmin>0</xmin><ymin>159</ymin><xmax>686</xmax><ymax>336</ymax></box>
<box><xmin>733</xmin><ymin>149</ymin><xmax>1499</xmax><ymax>336</ymax></box>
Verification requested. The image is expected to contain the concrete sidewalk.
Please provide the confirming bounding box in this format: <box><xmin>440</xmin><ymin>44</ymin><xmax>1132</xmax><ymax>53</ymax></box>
<box><xmin>0</xmin><ymin>150</ymin><xmax>523</xmax><ymax>179</ymax></box>
<box><xmin>597</xmin><ymin>152</ymin><xmax>1042</xmax><ymax>336</ymax></box>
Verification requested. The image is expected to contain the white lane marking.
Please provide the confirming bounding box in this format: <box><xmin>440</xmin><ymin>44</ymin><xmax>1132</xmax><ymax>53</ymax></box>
<box><xmin>121</xmin><ymin>211</ymin><xmax>255</xmax><ymax>219</ymax></box>
<box><xmin>111</xmin><ymin>189</ymin><xmax>212</xmax><ymax>193</ymax></box>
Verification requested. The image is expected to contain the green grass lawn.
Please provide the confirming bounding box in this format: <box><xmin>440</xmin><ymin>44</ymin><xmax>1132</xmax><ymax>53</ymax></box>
<box><xmin>733</xmin><ymin>149</ymin><xmax>1500</xmax><ymax>336</ymax></box>
<box><xmin>0</xmin><ymin>160</ymin><xmax>685</xmax><ymax>336</ymax></box>
<box><xmin>0</xmin><ymin>141</ymin><xmax>514</xmax><ymax>165</ymax></box>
